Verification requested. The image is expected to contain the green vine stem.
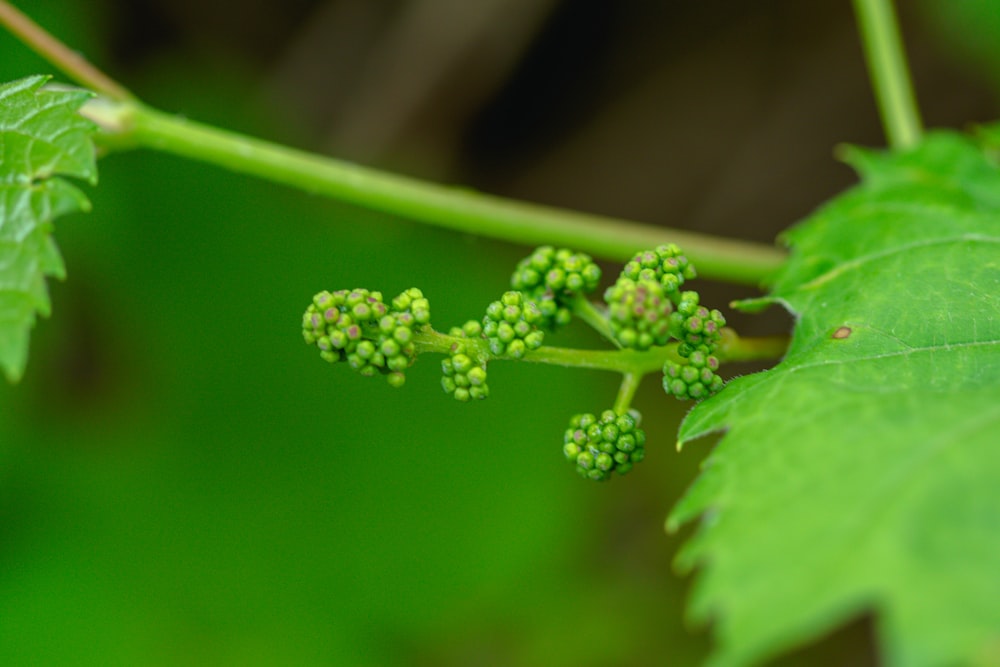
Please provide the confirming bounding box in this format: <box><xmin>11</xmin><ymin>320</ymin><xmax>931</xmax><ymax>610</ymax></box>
<box><xmin>2</xmin><ymin>0</ymin><xmax>787</xmax><ymax>284</ymax></box>
<box><xmin>80</xmin><ymin>99</ymin><xmax>785</xmax><ymax>286</ymax></box>
<box><xmin>852</xmin><ymin>0</ymin><xmax>923</xmax><ymax>149</ymax></box>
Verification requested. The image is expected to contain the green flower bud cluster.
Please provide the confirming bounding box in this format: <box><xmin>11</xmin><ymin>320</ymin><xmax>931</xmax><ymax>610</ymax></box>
<box><xmin>668</xmin><ymin>290</ymin><xmax>726</xmax><ymax>355</ymax></box>
<box><xmin>621</xmin><ymin>243</ymin><xmax>696</xmax><ymax>295</ymax></box>
<box><xmin>302</xmin><ymin>287</ymin><xmax>429</xmax><ymax>387</ymax></box>
<box><xmin>663</xmin><ymin>348</ymin><xmax>725</xmax><ymax>400</ymax></box>
<box><xmin>563</xmin><ymin>410</ymin><xmax>646</xmax><ymax>481</ymax></box>
<box><xmin>302</xmin><ymin>243</ymin><xmax>739</xmax><ymax>488</ymax></box>
<box><xmin>662</xmin><ymin>290</ymin><xmax>727</xmax><ymax>400</ymax></box>
<box><xmin>603</xmin><ymin>277</ymin><xmax>674</xmax><ymax>350</ymax></box>
<box><xmin>391</xmin><ymin>287</ymin><xmax>431</xmax><ymax>324</ymax></box>
<box><xmin>510</xmin><ymin>246</ymin><xmax>602</xmax><ymax>330</ymax></box>
<box><xmin>482</xmin><ymin>291</ymin><xmax>545</xmax><ymax>358</ymax></box>
<box><xmin>441</xmin><ymin>320</ymin><xmax>489</xmax><ymax>401</ymax></box>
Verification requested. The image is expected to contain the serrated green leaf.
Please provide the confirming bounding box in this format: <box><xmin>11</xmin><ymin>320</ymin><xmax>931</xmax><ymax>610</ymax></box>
<box><xmin>670</xmin><ymin>131</ymin><xmax>1000</xmax><ymax>667</ymax></box>
<box><xmin>0</xmin><ymin>75</ymin><xmax>96</xmax><ymax>382</ymax></box>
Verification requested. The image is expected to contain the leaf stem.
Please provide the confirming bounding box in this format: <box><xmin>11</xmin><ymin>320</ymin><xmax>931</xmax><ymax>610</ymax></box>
<box><xmin>852</xmin><ymin>0</ymin><xmax>922</xmax><ymax>149</ymax></box>
<box><xmin>79</xmin><ymin>98</ymin><xmax>787</xmax><ymax>286</ymax></box>
<box><xmin>0</xmin><ymin>0</ymin><xmax>133</xmax><ymax>101</ymax></box>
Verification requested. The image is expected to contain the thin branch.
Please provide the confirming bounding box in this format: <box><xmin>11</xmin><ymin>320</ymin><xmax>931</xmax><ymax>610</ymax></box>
<box><xmin>0</xmin><ymin>1</ymin><xmax>133</xmax><ymax>100</ymax></box>
<box><xmin>415</xmin><ymin>328</ymin><xmax>788</xmax><ymax>375</ymax></box>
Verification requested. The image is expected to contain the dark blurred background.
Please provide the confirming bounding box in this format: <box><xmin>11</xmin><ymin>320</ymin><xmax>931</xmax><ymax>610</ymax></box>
<box><xmin>1</xmin><ymin>1</ymin><xmax>998</xmax><ymax>665</ymax></box>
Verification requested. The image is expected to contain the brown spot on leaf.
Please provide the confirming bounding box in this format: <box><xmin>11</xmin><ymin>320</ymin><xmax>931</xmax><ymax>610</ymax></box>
<box><xmin>832</xmin><ymin>326</ymin><xmax>852</xmax><ymax>340</ymax></box>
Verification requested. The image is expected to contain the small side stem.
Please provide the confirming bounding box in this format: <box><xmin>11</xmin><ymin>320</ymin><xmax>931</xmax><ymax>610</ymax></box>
<box><xmin>716</xmin><ymin>329</ymin><xmax>789</xmax><ymax>363</ymax></box>
<box><xmin>414</xmin><ymin>327</ymin><xmax>789</xmax><ymax>375</ymax></box>
<box><xmin>0</xmin><ymin>1</ymin><xmax>133</xmax><ymax>100</ymax></box>
<box><xmin>852</xmin><ymin>0</ymin><xmax>922</xmax><ymax>149</ymax></box>
<box><xmin>413</xmin><ymin>328</ymin><xmax>477</xmax><ymax>356</ymax></box>
<box><xmin>518</xmin><ymin>344</ymin><xmax>680</xmax><ymax>375</ymax></box>
<box><xmin>570</xmin><ymin>295</ymin><xmax>618</xmax><ymax>347</ymax></box>
<box><xmin>613</xmin><ymin>373</ymin><xmax>643</xmax><ymax>414</ymax></box>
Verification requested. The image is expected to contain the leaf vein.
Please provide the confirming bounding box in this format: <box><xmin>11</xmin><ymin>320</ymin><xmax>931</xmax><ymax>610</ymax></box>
<box><xmin>797</xmin><ymin>235</ymin><xmax>1000</xmax><ymax>292</ymax></box>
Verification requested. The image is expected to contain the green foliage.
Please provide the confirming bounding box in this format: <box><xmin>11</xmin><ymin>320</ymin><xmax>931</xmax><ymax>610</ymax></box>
<box><xmin>669</xmin><ymin>130</ymin><xmax>1000</xmax><ymax>667</ymax></box>
<box><xmin>0</xmin><ymin>75</ymin><xmax>95</xmax><ymax>382</ymax></box>
<box><xmin>4</xmin><ymin>1</ymin><xmax>999</xmax><ymax>662</ymax></box>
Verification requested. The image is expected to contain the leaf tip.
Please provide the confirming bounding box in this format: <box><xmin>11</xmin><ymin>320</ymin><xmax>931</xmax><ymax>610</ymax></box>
<box><xmin>0</xmin><ymin>75</ymin><xmax>100</xmax><ymax>385</ymax></box>
<box><xmin>730</xmin><ymin>296</ymin><xmax>772</xmax><ymax>313</ymax></box>
<box><xmin>0</xmin><ymin>347</ymin><xmax>28</xmax><ymax>385</ymax></box>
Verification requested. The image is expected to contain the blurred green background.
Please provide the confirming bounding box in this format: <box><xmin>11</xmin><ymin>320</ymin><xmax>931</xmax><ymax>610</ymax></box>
<box><xmin>1</xmin><ymin>1</ymin><xmax>997</xmax><ymax>665</ymax></box>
